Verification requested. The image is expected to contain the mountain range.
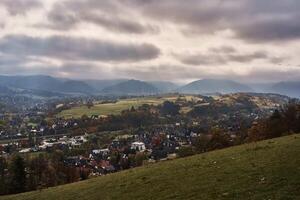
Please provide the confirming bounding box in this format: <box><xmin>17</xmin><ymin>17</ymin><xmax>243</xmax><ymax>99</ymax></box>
<box><xmin>101</xmin><ymin>80</ymin><xmax>159</xmax><ymax>95</ymax></box>
<box><xmin>177</xmin><ymin>79</ymin><xmax>253</xmax><ymax>94</ymax></box>
<box><xmin>268</xmin><ymin>81</ymin><xmax>300</xmax><ymax>98</ymax></box>
<box><xmin>0</xmin><ymin>75</ymin><xmax>94</xmax><ymax>95</ymax></box>
<box><xmin>0</xmin><ymin>75</ymin><xmax>299</xmax><ymax>98</ymax></box>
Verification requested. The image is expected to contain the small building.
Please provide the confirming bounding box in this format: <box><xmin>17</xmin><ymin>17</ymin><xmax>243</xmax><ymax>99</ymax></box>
<box><xmin>131</xmin><ymin>142</ymin><xmax>146</xmax><ymax>151</ymax></box>
<box><xmin>92</xmin><ymin>148</ymin><xmax>109</xmax><ymax>155</ymax></box>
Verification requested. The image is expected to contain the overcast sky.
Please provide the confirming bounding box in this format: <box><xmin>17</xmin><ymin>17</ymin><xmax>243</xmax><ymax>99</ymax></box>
<box><xmin>0</xmin><ymin>0</ymin><xmax>300</xmax><ymax>83</ymax></box>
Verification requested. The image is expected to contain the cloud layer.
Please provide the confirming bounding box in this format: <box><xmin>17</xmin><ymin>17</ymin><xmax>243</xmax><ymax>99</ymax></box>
<box><xmin>0</xmin><ymin>0</ymin><xmax>41</xmax><ymax>15</ymax></box>
<box><xmin>0</xmin><ymin>0</ymin><xmax>300</xmax><ymax>82</ymax></box>
<box><xmin>0</xmin><ymin>35</ymin><xmax>160</xmax><ymax>62</ymax></box>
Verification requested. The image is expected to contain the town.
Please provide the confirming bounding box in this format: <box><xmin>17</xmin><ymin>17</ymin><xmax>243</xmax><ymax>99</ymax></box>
<box><xmin>0</xmin><ymin>92</ymin><xmax>291</xmax><ymax>191</ymax></box>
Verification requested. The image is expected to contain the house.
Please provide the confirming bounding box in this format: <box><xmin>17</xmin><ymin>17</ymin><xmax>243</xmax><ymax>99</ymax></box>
<box><xmin>92</xmin><ymin>148</ymin><xmax>110</xmax><ymax>156</ymax></box>
<box><xmin>99</xmin><ymin>160</ymin><xmax>116</xmax><ymax>173</ymax></box>
<box><xmin>91</xmin><ymin>148</ymin><xmax>110</xmax><ymax>160</ymax></box>
<box><xmin>131</xmin><ymin>142</ymin><xmax>146</xmax><ymax>151</ymax></box>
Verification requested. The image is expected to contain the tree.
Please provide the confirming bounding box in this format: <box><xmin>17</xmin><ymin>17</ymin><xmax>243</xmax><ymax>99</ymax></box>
<box><xmin>86</xmin><ymin>100</ymin><xmax>94</xmax><ymax>109</ymax></box>
<box><xmin>135</xmin><ymin>152</ymin><xmax>148</xmax><ymax>167</ymax></box>
<box><xmin>28</xmin><ymin>131</ymin><xmax>35</xmax><ymax>147</ymax></box>
<box><xmin>177</xmin><ymin>146</ymin><xmax>196</xmax><ymax>158</ymax></box>
<box><xmin>247</xmin><ymin>104</ymin><xmax>300</xmax><ymax>142</ymax></box>
<box><xmin>9</xmin><ymin>155</ymin><xmax>27</xmax><ymax>193</ymax></box>
<box><xmin>109</xmin><ymin>151</ymin><xmax>120</xmax><ymax>168</ymax></box>
<box><xmin>0</xmin><ymin>157</ymin><xmax>8</xmax><ymax>195</ymax></box>
<box><xmin>208</xmin><ymin>128</ymin><xmax>231</xmax><ymax>150</ymax></box>
<box><xmin>160</xmin><ymin>101</ymin><xmax>180</xmax><ymax>116</ymax></box>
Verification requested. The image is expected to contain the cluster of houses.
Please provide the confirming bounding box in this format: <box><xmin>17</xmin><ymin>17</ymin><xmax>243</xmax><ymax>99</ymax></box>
<box><xmin>60</xmin><ymin>124</ymin><xmax>205</xmax><ymax>177</ymax></box>
<box><xmin>0</xmin><ymin>112</ymin><xmax>81</xmax><ymax>141</ymax></box>
<box><xmin>38</xmin><ymin>135</ymin><xmax>88</xmax><ymax>150</ymax></box>
<box><xmin>0</xmin><ymin>134</ymin><xmax>88</xmax><ymax>155</ymax></box>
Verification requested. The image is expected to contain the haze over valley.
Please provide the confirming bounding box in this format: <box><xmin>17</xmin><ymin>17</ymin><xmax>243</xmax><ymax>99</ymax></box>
<box><xmin>0</xmin><ymin>0</ymin><xmax>300</xmax><ymax>199</ymax></box>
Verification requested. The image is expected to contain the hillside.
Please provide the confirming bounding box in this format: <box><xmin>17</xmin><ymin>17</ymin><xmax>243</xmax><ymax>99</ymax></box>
<box><xmin>3</xmin><ymin>134</ymin><xmax>300</xmax><ymax>200</ymax></box>
<box><xmin>179</xmin><ymin>79</ymin><xmax>253</xmax><ymax>94</ymax></box>
<box><xmin>147</xmin><ymin>81</ymin><xmax>178</xmax><ymax>92</ymax></box>
<box><xmin>84</xmin><ymin>79</ymin><xmax>128</xmax><ymax>92</ymax></box>
<box><xmin>102</xmin><ymin>80</ymin><xmax>159</xmax><ymax>95</ymax></box>
<box><xmin>268</xmin><ymin>81</ymin><xmax>300</xmax><ymax>98</ymax></box>
<box><xmin>59</xmin><ymin>80</ymin><xmax>95</xmax><ymax>94</ymax></box>
<box><xmin>0</xmin><ymin>75</ymin><xmax>95</xmax><ymax>95</ymax></box>
<box><xmin>0</xmin><ymin>85</ymin><xmax>15</xmax><ymax>95</ymax></box>
<box><xmin>57</xmin><ymin>97</ymin><xmax>166</xmax><ymax>118</ymax></box>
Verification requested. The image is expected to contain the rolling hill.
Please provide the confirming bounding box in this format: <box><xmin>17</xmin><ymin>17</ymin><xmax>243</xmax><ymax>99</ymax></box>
<box><xmin>59</xmin><ymin>80</ymin><xmax>95</xmax><ymax>94</ymax></box>
<box><xmin>268</xmin><ymin>81</ymin><xmax>300</xmax><ymax>98</ymax></box>
<box><xmin>0</xmin><ymin>85</ymin><xmax>15</xmax><ymax>95</ymax></box>
<box><xmin>101</xmin><ymin>80</ymin><xmax>159</xmax><ymax>95</ymax></box>
<box><xmin>3</xmin><ymin>134</ymin><xmax>300</xmax><ymax>200</ymax></box>
<box><xmin>0</xmin><ymin>75</ymin><xmax>95</xmax><ymax>95</ymax></box>
<box><xmin>84</xmin><ymin>79</ymin><xmax>128</xmax><ymax>92</ymax></box>
<box><xmin>147</xmin><ymin>81</ymin><xmax>178</xmax><ymax>93</ymax></box>
<box><xmin>178</xmin><ymin>79</ymin><xmax>253</xmax><ymax>94</ymax></box>
<box><xmin>0</xmin><ymin>75</ymin><xmax>61</xmax><ymax>91</ymax></box>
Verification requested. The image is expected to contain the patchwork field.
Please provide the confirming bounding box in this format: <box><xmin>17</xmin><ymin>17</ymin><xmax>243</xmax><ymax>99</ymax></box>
<box><xmin>3</xmin><ymin>134</ymin><xmax>300</xmax><ymax>200</ymax></box>
<box><xmin>57</xmin><ymin>97</ymin><xmax>171</xmax><ymax>118</ymax></box>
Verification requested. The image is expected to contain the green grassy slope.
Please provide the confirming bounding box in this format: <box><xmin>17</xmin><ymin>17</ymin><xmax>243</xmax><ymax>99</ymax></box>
<box><xmin>56</xmin><ymin>95</ymin><xmax>190</xmax><ymax>119</ymax></box>
<box><xmin>3</xmin><ymin>135</ymin><xmax>300</xmax><ymax>200</ymax></box>
<box><xmin>57</xmin><ymin>98</ymin><xmax>165</xmax><ymax>118</ymax></box>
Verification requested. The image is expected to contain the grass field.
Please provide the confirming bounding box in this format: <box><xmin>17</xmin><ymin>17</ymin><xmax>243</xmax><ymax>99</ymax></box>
<box><xmin>57</xmin><ymin>98</ymin><xmax>164</xmax><ymax>118</ymax></box>
<box><xmin>3</xmin><ymin>134</ymin><xmax>300</xmax><ymax>200</ymax></box>
<box><xmin>57</xmin><ymin>96</ymin><xmax>186</xmax><ymax>119</ymax></box>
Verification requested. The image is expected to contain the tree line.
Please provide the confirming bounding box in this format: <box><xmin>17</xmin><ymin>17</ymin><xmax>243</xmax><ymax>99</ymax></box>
<box><xmin>0</xmin><ymin>151</ymin><xmax>81</xmax><ymax>195</ymax></box>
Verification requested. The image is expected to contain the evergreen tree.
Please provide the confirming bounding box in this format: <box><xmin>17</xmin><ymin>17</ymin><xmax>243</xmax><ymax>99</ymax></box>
<box><xmin>9</xmin><ymin>155</ymin><xmax>27</xmax><ymax>193</ymax></box>
<box><xmin>0</xmin><ymin>157</ymin><xmax>8</xmax><ymax>194</ymax></box>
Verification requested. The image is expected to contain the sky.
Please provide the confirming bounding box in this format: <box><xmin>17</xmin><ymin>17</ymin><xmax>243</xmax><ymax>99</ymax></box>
<box><xmin>0</xmin><ymin>0</ymin><xmax>300</xmax><ymax>83</ymax></box>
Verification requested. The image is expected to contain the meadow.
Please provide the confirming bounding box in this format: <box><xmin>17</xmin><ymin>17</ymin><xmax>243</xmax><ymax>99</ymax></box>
<box><xmin>3</xmin><ymin>134</ymin><xmax>300</xmax><ymax>200</ymax></box>
<box><xmin>57</xmin><ymin>96</ymin><xmax>186</xmax><ymax>118</ymax></box>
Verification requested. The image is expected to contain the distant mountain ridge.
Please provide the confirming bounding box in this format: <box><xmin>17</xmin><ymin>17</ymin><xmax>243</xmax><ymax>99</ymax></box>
<box><xmin>178</xmin><ymin>79</ymin><xmax>253</xmax><ymax>94</ymax></box>
<box><xmin>268</xmin><ymin>81</ymin><xmax>300</xmax><ymax>98</ymax></box>
<box><xmin>0</xmin><ymin>75</ymin><xmax>95</xmax><ymax>95</ymax></box>
<box><xmin>0</xmin><ymin>75</ymin><xmax>299</xmax><ymax>98</ymax></box>
<box><xmin>84</xmin><ymin>79</ymin><xmax>128</xmax><ymax>92</ymax></box>
<box><xmin>101</xmin><ymin>80</ymin><xmax>159</xmax><ymax>95</ymax></box>
<box><xmin>147</xmin><ymin>81</ymin><xmax>178</xmax><ymax>92</ymax></box>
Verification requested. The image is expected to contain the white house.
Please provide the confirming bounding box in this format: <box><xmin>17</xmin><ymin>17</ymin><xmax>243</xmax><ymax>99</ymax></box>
<box><xmin>92</xmin><ymin>148</ymin><xmax>110</xmax><ymax>156</ymax></box>
<box><xmin>131</xmin><ymin>142</ymin><xmax>146</xmax><ymax>151</ymax></box>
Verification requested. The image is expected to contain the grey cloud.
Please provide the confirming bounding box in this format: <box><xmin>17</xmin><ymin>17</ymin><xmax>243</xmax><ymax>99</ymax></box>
<box><xmin>115</xmin><ymin>64</ymin><xmax>202</xmax><ymax>81</ymax></box>
<box><xmin>236</xmin><ymin>67</ymin><xmax>300</xmax><ymax>83</ymax></box>
<box><xmin>46</xmin><ymin>7</ymin><xmax>78</xmax><ymax>30</ymax></box>
<box><xmin>209</xmin><ymin>46</ymin><xmax>237</xmax><ymax>54</ymax></box>
<box><xmin>234</xmin><ymin>18</ymin><xmax>300</xmax><ymax>43</ymax></box>
<box><xmin>116</xmin><ymin>64</ymin><xmax>300</xmax><ymax>83</ymax></box>
<box><xmin>43</xmin><ymin>0</ymin><xmax>300</xmax><ymax>41</ymax></box>
<box><xmin>178</xmin><ymin>50</ymin><xmax>284</xmax><ymax>66</ymax></box>
<box><xmin>46</xmin><ymin>0</ymin><xmax>158</xmax><ymax>34</ymax></box>
<box><xmin>0</xmin><ymin>59</ymin><xmax>97</xmax><ymax>78</ymax></box>
<box><xmin>59</xmin><ymin>63</ymin><xmax>98</xmax><ymax>74</ymax></box>
<box><xmin>269</xmin><ymin>57</ymin><xmax>286</xmax><ymax>64</ymax></box>
<box><xmin>179</xmin><ymin>54</ymin><xmax>227</xmax><ymax>66</ymax></box>
<box><xmin>0</xmin><ymin>35</ymin><xmax>160</xmax><ymax>62</ymax></box>
<box><xmin>227</xmin><ymin>51</ymin><xmax>268</xmax><ymax>63</ymax></box>
<box><xmin>0</xmin><ymin>0</ymin><xmax>42</xmax><ymax>15</ymax></box>
<box><xmin>124</xmin><ymin>0</ymin><xmax>300</xmax><ymax>43</ymax></box>
<box><xmin>0</xmin><ymin>54</ymin><xmax>24</xmax><ymax>66</ymax></box>
<box><xmin>80</xmin><ymin>13</ymin><xmax>158</xmax><ymax>34</ymax></box>
<box><xmin>0</xmin><ymin>65</ymin><xmax>55</xmax><ymax>76</ymax></box>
